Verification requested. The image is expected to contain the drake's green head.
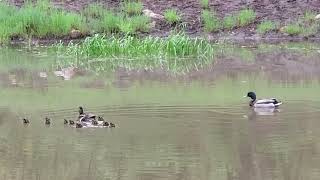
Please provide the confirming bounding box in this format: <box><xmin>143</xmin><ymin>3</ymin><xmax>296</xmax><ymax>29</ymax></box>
<box><xmin>246</xmin><ymin>92</ymin><xmax>256</xmax><ymax>100</ymax></box>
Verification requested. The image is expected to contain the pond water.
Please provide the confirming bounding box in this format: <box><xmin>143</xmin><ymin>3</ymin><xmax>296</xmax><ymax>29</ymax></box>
<box><xmin>0</xmin><ymin>44</ymin><xmax>320</xmax><ymax>180</ymax></box>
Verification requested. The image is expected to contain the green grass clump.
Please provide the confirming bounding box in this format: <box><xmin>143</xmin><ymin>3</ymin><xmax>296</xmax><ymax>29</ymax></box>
<box><xmin>257</xmin><ymin>21</ymin><xmax>277</xmax><ymax>34</ymax></box>
<box><xmin>301</xmin><ymin>23</ymin><xmax>319</xmax><ymax>37</ymax></box>
<box><xmin>0</xmin><ymin>1</ymin><xmax>87</xmax><ymax>43</ymax></box>
<box><xmin>201</xmin><ymin>10</ymin><xmax>221</xmax><ymax>32</ymax></box>
<box><xmin>82</xmin><ymin>3</ymin><xmax>106</xmax><ymax>19</ymax></box>
<box><xmin>55</xmin><ymin>33</ymin><xmax>216</xmax><ymax>73</ymax></box>
<box><xmin>238</xmin><ymin>9</ymin><xmax>256</xmax><ymax>26</ymax></box>
<box><xmin>223</xmin><ymin>9</ymin><xmax>256</xmax><ymax>30</ymax></box>
<box><xmin>164</xmin><ymin>9</ymin><xmax>181</xmax><ymax>25</ymax></box>
<box><xmin>302</xmin><ymin>11</ymin><xmax>316</xmax><ymax>25</ymax></box>
<box><xmin>100</xmin><ymin>12</ymin><xmax>122</xmax><ymax>33</ymax></box>
<box><xmin>122</xmin><ymin>1</ymin><xmax>143</xmax><ymax>16</ymax></box>
<box><xmin>58</xmin><ymin>32</ymin><xmax>215</xmax><ymax>58</ymax></box>
<box><xmin>282</xmin><ymin>24</ymin><xmax>302</xmax><ymax>36</ymax></box>
<box><xmin>200</xmin><ymin>0</ymin><xmax>209</xmax><ymax>9</ymax></box>
<box><xmin>223</xmin><ymin>15</ymin><xmax>237</xmax><ymax>30</ymax></box>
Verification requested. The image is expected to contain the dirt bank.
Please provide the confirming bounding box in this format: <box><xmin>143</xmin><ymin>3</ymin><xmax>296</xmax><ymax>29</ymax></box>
<box><xmin>6</xmin><ymin>0</ymin><xmax>320</xmax><ymax>43</ymax></box>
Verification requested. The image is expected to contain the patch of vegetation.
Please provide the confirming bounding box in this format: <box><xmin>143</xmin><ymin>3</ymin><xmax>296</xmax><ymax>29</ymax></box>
<box><xmin>201</xmin><ymin>10</ymin><xmax>221</xmax><ymax>32</ymax></box>
<box><xmin>122</xmin><ymin>1</ymin><xmax>143</xmax><ymax>16</ymax></box>
<box><xmin>257</xmin><ymin>21</ymin><xmax>277</xmax><ymax>34</ymax></box>
<box><xmin>282</xmin><ymin>24</ymin><xmax>302</xmax><ymax>36</ymax></box>
<box><xmin>100</xmin><ymin>11</ymin><xmax>123</xmax><ymax>33</ymax></box>
<box><xmin>55</xmin><ymin>33</ymin><xmax>216</xmax><ymax>73</ymax></box>
<box><xmin>223</xmin><ymin>9</ymin><xmax>256</xmax><ymax>30</ymax></box>
<box><xmin>0</xmin><ymin>1</ymin><xmax>153</xmax><ymax>43</ymax></box>
<box><xmin>164</xmin><ymin>9</ymin><xmax>181</xmax><ymax>25</ymax></box>
<box><xmin>223</xmin><ymin>15</ymin><xmax>237</xmax><ymax>30</ymax></box>
<box><xmin>302</xmin><ymin>11</ymin><xmax>316</xmax><ymax>25</ymax></box>
<box><xmin>82</xmin><ymin>3</ymin><xmax>106</xmax><ymax>18</ymax></box>
<box><xmin>301</xmin><ymin>23</ymin><xmax>319</xmax><ymax>37</ymax></box>
<box><xmin>200</xmin><ymin>0</ymin><xmax>209</xmax><ymax>9</ymax></box>
<box><xmin>238</xmin><ymin>9</ymin><xmax>256</xmax><ymax>26</ymax></box>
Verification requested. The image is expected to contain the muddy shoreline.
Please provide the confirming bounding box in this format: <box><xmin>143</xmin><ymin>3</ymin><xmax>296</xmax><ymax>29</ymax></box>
<box><xmin>6</xmin><ymin>0</ymin><xmax>320</xmax><ymax>45</ymax></box>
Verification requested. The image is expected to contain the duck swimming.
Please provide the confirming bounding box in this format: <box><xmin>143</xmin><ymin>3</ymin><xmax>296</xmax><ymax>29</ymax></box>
<box><xmin>64</xmin><ymin>119</ymin><xmax>68</xmax><ymax>124</ymax></box>
<box><xmin>92</xmin><ymin>119</ymin><xmax>98</xmax><ymax>125</ymax></box>
<box><xmin>78</xmin><ymin>106</ymin><xmax>96</xmax><ymax>122</ymax></box>
<box><xmin>103</xmin><ymin>121</ymin><xmax>109</xmax><ymax>127</ymax></box>
<box><xmin>69</xmin><ymin>120</ymin><xmax>75</xmax><ymax>125</ymax></box>
<box><xmin>245</xmin><ymin>91</ymin><xmax>282</xmax><ymax>108</ymax></box>
<box><xmin>76</xmin><ymin>122</ymin><xmax>83</xmax><ymax>128</ymax></box>
<box><xmin>45</xmin><ymin>117</ymin><xmax>51</xmax><ymax>125</ymax></box>
<box><xmin>23</xmin><ymin>118</ymin><xmax>30</xmax><ymax>124</ymax></box>
<box><xmin>109</xmin><ymin>122</ymin><xmax>115</xmax><ymax>128</ymax></box>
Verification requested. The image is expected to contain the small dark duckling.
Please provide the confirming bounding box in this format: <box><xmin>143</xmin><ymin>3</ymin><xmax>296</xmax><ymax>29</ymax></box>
<box><xmin>103</xmin><ymin>121</ymin><xmax>109</xmax><ymax>127</ymax></box>
<box><xmin>76</xmin><ymin>122</ymin><xmax>83</xmax><ymax>128</ymax></box>
<box><xmin>98</xmin><ymin>116</ymin><xmax>104</xmax><ymax>121</ymax></box>
<box><xmin>45</xmin><ymin>117</ymin><xmax>51</xmax><ymax>125</ymax></box>
<box><xmin>69</xmin><ymin>120</ymin><xmax>75</xmax><ymax>125</ymax></box>
<box><xmin>109</xmin><ymin>122</ymin><xmax>115</xmax><ymax>128</ymax></box>
<box><xmin>23</xmin><ymin>118</ymin><xmax>30</xmax><ymax>124</ymax></box>
<box><xmin>64</xmin><ymin>119</ymin><xmax>68</xmax><ymax>124</ymax></box>
<box><xmin>92</xmin><ymin>119</ymin><xmax>98</xmax><ymax>125</ymax></box>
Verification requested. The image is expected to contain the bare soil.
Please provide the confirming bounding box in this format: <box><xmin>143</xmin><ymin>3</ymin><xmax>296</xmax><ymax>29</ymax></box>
<box><xmin>8</xmin><ymin>0</ymin><xmax>320</xmax><ymax>42</ymax></box>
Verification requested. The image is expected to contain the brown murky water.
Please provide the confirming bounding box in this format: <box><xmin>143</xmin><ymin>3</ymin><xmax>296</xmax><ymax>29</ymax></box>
<box><xmin>0</xmin><ymin>44</ymin><xmax>320</xmax><ymax>180</ymax></box>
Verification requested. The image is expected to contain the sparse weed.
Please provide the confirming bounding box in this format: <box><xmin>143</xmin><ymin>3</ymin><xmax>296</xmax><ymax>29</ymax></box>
<box><xmin>223</xmin><ymin>15</ymin><xmax>237</xmax><ymax>30</ymax></box>
<box><xmin>82</xmin><ymin>3</ymin><xmax>106</xmax><ymax>19</ymax></box>
<box><xmin>200</xmin><ymin>0</ymin><xmax>209</xmax><ymax>9</ymax></box>
<box><xmin>201</xmin><ymin>10</ymin><xmax>221</xmax><ymax>32</ymax></box>
<box><xmin>122</xmin><ymin>1</ymin><xmax>143</xmax><ymax>16</ymax></box>
<box><xmin>257</xmin><ymin>20</ymin><xmax>277</xmax><ymax>34</ymax></box>
<box><xmin>238</xmin><ymin>9</ymin><xmax>256</xmax><ymax>26</ymax></box>
<box><xmin>164</xmin><ymin>9</ymin><xmax>181</xmax><ymax>25</ymax></box>
<box><xmin>282</xmin><ymin>24</ymin><xmax>302</xmax><ymax>36</ymax></box>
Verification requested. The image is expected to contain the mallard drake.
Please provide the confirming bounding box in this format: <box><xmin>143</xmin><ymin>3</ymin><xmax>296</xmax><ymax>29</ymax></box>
<box><xmin>245</xmin><ymin>92</ymin><xmax>282</xmax><ymax>108</ymax></box>
<box><xmin>69</xmin><ymin>120</ymin><xmax>75</xmax><ymax>125</ymax></box>
<box><xmin>64</xmin><ymin>119</ymin><xmax>68</xmax><ymax>124</ymax></box>
<box><xmin>45</xmin><ymin>117</ymin><xmax>51</xmax><ymax>125</ymax></box>
<box><xmin>23</xmin><ymin>118</ymin><xmax>30</xmax><ymax>124</ymax></box>
<box><xmin>78</xmin><ymin>106</ymin><xmax>96</xmax><ymax>122</ymax></box>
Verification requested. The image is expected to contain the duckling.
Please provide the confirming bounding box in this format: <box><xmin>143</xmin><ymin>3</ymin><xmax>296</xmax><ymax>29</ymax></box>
<box><xmin>92</xmin><ymin>119</ymin><xmax>98</xmax><ymax>125</ymax></box>
<box><xmin>76</xmin><ymin>122</ymin><xmax>83</xmax><ymax>128</ymax></box>
<box><xmin>64</xmin><ymin>119</ymin><xmax>68</xmax><ymax>124</ymax></box>
<box><xmin>78</xmin><ymin>106</ymin><xmax>96</xmax><ymax>122</ymax></box>
<box><xmin>23</xmin><ymin>118</ymin><xmax>30</xmax><ymax>124</ymax></box>
<box><xmin>109</xmin><ymin>122</ymin><xmax>115</xmax><ymax>128</ymax></box>
<box><xmin>103</xmin><ymin>121</ymin><xmax>109</xmax><ymax>127</ymax></box>
<box><xmin>69</xmin><ymin>120</ymin><xmax>75</xmax><ymax>125</ymax></box>
<box><xmin>97</xmin><ymin>116</ymin><xmax>104</xmax><ymax>121</ymax></box>
<box><xmin>245</xmin><ymin>91</ymin><xmax>282</xmax><ymax>108</ymax></box>
<box><xmin>45</xmin><ymin>117</ymin><xmax>51</xmax><ymax>125</ymax></box>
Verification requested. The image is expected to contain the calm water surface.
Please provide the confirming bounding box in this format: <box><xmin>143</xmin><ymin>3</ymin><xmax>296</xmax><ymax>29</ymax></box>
<box><xmin>0</xmin><ymin>45</ymin><xmax>320</xmax><ymax>180</ymax></box>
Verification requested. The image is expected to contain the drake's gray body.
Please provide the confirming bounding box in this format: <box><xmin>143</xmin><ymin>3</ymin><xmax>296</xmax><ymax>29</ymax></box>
<box><xmin>246</xmin><ymin>92</ymin><xmax>282</xmax><ymax>108</ymax></box>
